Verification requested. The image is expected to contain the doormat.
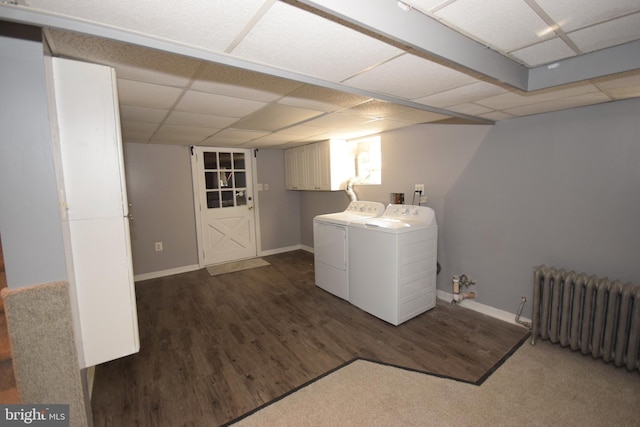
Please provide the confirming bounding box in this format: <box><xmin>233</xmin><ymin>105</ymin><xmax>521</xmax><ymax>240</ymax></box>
<box><xmin>206</xmin><ymin>258</ymin><xmax>270</xmax><ymax>277</ymax></box>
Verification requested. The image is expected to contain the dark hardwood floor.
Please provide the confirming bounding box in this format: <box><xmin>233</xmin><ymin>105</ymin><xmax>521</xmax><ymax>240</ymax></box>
<box><xmin>91</xmin><ymin>250</ymin><xmax>528</xmax><ymax>426</ymax></box>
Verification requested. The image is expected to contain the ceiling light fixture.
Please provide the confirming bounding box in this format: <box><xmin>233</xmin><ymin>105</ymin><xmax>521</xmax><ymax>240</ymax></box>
<box><xmin>397</xmin><ymin>1</ymin><xmax>412</xmax><ymax>12</ymax></box>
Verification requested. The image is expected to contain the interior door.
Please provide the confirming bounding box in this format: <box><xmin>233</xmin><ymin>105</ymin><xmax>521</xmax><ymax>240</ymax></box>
<box><xmin>192</xmin><ymin>147</ymin><xmax>257</xmax><ymax>266</ymax></box>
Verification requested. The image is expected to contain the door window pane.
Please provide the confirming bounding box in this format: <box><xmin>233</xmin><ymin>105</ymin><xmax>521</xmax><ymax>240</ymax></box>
<box><xmin>235</xmin><ymin>190</ymin><xmax>247</xmax><ymax>206</ymax></box>
<box><xmin>234</xmin><ymin>172</ymin><xmax>246</xmax><ymax>188</ymax></box>
<box><xmin>233</xmin><ymin>153</ymin><xmax>245</xmax><ymax>169</ymax></box>
<box><xmin>219</xmin><ymin>171</ymin><xmax>233</xmax><ymax>188</ymax></box>
<box><xmin>219</xmin><ymin>153</ymin><xmax>232</xmax><ymax>169</ymax></box>
<box><xmin>204</xmin><ymin>152</ymin><xmax>217</xmax><ymax>170</ymax></box>
<box><xmin>205</xmin><ymin>172</ymin><xmax>218</xmax><ymax>189</ymax></box>
<box><xmin>206</xmin><ymin>191</ymin><xmax>220</xmax><ymax>208</ymax></box>
<box><xmin>221</xmin><ymin>191</ymin><xmax>234</xmax><ymax>207</ymax></box>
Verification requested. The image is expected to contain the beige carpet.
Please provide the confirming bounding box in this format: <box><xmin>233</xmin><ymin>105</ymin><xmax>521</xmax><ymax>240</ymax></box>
<box><xmin>206</xmin><ymin>258</ymin><xmax>270</xmax><ymax>276</ymax></box>
<box><xmin>229</xmin><ymin>340</ymin><xmax>640</xmax><ymax>427</ymax></box>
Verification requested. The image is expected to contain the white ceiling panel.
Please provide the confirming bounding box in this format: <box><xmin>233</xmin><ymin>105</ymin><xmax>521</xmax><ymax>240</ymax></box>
<box><xmin>434</xmin><ymin>0</ymin><xmax>553</xmax><ymax>52</ymax></box>
<box><xmin>344</xmin><ymin>53</ymin><xmax>478</xmax><ymax>100</ymax></box>
<box><xmin>45</xmin><ymin>30</ymin><xmax>200</xmax><ymax>87</ymax></box>
<box><xmin>117</xmin><ymin>79</ymin><xmax>183</xmax><ymax>109</ymax></box>
<box><xmin>303</xmin><ymin>112</ymin><xmax>371</xmax><ymax>129</ymax></box>
<box><xmin>277</xmin><ymin>86</ymin><xmax>370</xmax><ymax>113</ymax></box>
<box><xmin>344</xmin><ymin>100</ymin><xmax>450</xmax><ymax>123</ymax></box>
<box><xmin>202</xmin><ymin>129</ymin><xmax>270</xmax><ymax>145</ymax></box>
<box><xmin>164</xmin><ymin>111</ymin><xmax>238</xmax><ymax>129</ymax></box>
<box><xmin>120</xmin><ymin>121</ymin><xmax>158</xmax><ymax>140</ymax></box>
<box><xmin>535</xmin><ymin>0</ymin><xmax>640</xmax><ymax>32</ymax></box>
<box><xmin>510</xmin><ymin>37</ymin><xmax>577</xmax><ymax>67</ymax></box>
<box><xmin>232</xmin><ymin>104</ymin><xmax>325</xmax><ymax>132</ymax></box>
<box><xmin>10</xmin><ymin>0</ymin><xmax>640</xmax><ymax>145</ymax></box>
<box><xmin>22</xmin><ymin>0</ymin><xmax>272</xmax><ymax>52</ymax></box>
<box><xmin>593</xmin><ymin>71</ymin><xmax>640</xmax><ymax>99</ymax></box>
<box><xmin>446</xmin><ymin>103</ymin><xmax>494</xmax><ymax>116</ymax></box>
<box><xmin>119</xmin><ymin>106</ymin><xmax>168</xmax><ymax>124</ymax></box>
<box><xmin>503</xmin><ymin>92</ymin><xmax>611</xmax><ymax>116</ymax></box>
<box><xmin>191</xmin><ymin>63</ymin><xmax>303</xmax><ymax>102</ymax></box>
<box><xmin>230</xmin><ymin>1</ymin><xmax>404</xmax><ymax>82</ymax></box>
<box><xmin>175</xmin><ymin>90</ymin><xmax>266</xmax><ymax>117</ymax></box>
<box><xmin>567</xmin><ymin>12</ymin><xmax>640</xmax><ymax>53</ymax></box>
<box><xmin>414</xmin><ymin>81</ymin><xmax>509</xmax><ymax>108</ymax></box>
<box><xmin>475</xmin><ymin>83</ymin><xmax>601</xmax><ymax>110</ymax></box>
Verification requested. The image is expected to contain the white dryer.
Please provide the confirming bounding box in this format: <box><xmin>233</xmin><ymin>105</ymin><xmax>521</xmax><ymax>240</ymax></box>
<box><xmin>313</xmin><ymin>201</ymin><xmax>385</xmax><ymax>300</ymax></box>
<box><xmin>348</xmin><ymin>204</ymin><xmax>438</xmax><ymax>325</ymax></box>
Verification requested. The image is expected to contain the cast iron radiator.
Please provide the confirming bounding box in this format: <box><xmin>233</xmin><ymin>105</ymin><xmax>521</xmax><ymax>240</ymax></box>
<box><xmin>531</xmin><ymin>266</ymin><xmax>640</xmax><ymax>372</ymax></box>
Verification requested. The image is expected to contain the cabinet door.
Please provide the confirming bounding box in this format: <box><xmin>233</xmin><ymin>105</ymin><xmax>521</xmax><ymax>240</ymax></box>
<box><xmin>315</xmin><ymin>141</ymin><xmax>332</xmax><ymax>190</ymax></box>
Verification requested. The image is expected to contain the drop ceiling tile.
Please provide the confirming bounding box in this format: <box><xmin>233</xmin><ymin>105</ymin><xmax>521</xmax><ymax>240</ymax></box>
<box><xmin>593</xmin><ymin>71</ymin><xmax>640</xmax><ymax>99</ymax></box>
<box><xmin>475</xmin><ymin>83</ymin><xmax>600</xmax><ymax>110</ymax></box>
<box><xmin>119</xmin><ymin>105</ymin><xmax>169</xmax><ymax>123</ymax></box>
<box><xmin>535</xmin><ymin>0</ymin><xmax>640</xmax><ymax>32</ymax></box>
<box><xmin>175</xmin><ymin>90</ymin><xmax>266</xmax><ymax>117</ymax></box>
<box><xmin>434</xmin><ymin>0</ymin><xmax>552</xmax><ymax>52</ymax></box>
<box><xmin>510</xmin><ymin>38</ymin><xmax>577</xmax><ymax>67</ymax></box>
<box><xmin>230</xmin><ymin>1</ymin><xmax>403</xmax><ymax>82</ymax></box>
<box><xmin>273</xmin><ymin>124</ymin><xmax>329</xmax><ymax>139</ymax></box>
<box><xmin>191</xmin><ymin>63</ymin><xmax>303</xmax><ymax>102</ymax></box>
<box><xmin>232</xmin><ymin>104</ymin><xmax>325</xmax><ymax>132</ymax></box>
<box><xmin>303</xmin><ymin>112</ymin><xmax>371</xmax><ymax>129</ymax></box>
<box><xmin>249</xmin><ymin>133</ymin><xmax>301</xmax><ymax>146</ymax></box>
<box><xmin>120</xmin><ymin>121</ymin><xmax>158</xmax><ymax>140</ymax></box>
<box><xmin>478</xmin><ymin>111</ymin><xmax>514</xmax><ymax>121</ymax></box>
<box><xmin>344</xmin><ymin>100</ymin><xmax>450</xmax><ymax>123</ymax></box>
<box><xmin>150</xmin><ymin>133</ymin><xmax>208</xmax><ymax>145</ymax></box>
<box><xmin>117</xmin><ymin>79</ymin><xmax>183</xmax><ymax>109</ymax></box>
<box><xmin>202</xmin><ymin>129</ymin><xmax>269</xmax><ymax>145</ymax></box>
<box><xmin>46</xmin><ymin>30</ymin><xmax>200</xmax><ymax>87</ymax></box>
<box><xmin>414</xmin><ymin>81</ymin><xmax>508</xmax><ymax>108</ymax></box>
<box><xmin>155</xmin><ymin>125</ymin><xmax>218</xmax><ymax>139</ymax></box>
<box><xmin>568</xmin><ymin>13</ymin><xmax>640</xmax><ymax>53</ymax></box>
<box><xmin>164</xmin><ymin>111</ymin><xmax>238</xmax><ymax>129</ymax></box>
<box><xmin>277</xmin><ymin>86</ymin><xmax>370</xmax><ymax>112</ymax></box>
<box><xmin>504</xmin><ymin>92</ymin><xmax>611</xmax><ymax>116</ymax></box>
<box><xmin>345</xmin><ymin>54</ymin><xmax>478</xmax><ymax>100</ymax></box>
<box><xmin>446</xmin><ymin>103</ymin><xmax>493</xmax><ymax>116</ymax></box>
<box><xmin>25</xmin><ymin>0</ymin><xmax>272</xmax><ymax>53</ymax></box>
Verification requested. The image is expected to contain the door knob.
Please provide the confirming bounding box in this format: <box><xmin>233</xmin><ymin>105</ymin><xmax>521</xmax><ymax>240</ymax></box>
<box><xmin>248</xmin><ymin>206</ymin><xmax>254</xmax><ymax>210</ymax></box>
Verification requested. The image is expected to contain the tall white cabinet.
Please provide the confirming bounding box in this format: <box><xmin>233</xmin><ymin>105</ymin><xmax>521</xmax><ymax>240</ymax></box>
<box><xmin>46</xmin><ymin>57</ymin><xmax>140</xmax><ymax>368</ymax></box>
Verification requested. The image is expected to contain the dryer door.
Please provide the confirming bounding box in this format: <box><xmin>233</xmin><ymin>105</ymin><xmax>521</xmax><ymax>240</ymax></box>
<box><xmin>313</xmin><ymin>221</ymin><xmax>347</xmax><ymax>270</ymax></box>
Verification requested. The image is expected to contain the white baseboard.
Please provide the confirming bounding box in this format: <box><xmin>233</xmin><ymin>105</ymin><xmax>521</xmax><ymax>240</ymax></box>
<box><xmin>436</xmin><ymin>290</ymin><xmax>531</xmax><ymax>327</ymax></box>
<box><xmin>261</xmin><ymin>244</ymin><xmax>306</xmax><ymax>256</ymax></box>
<box><xmin>134</xmin><ymin>264</ymin><xmax>200</xmax><ymax>282</ymax></box>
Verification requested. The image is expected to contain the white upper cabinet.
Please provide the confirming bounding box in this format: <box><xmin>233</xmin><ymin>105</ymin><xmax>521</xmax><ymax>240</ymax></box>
<box><xmin>285</xmin><ymin>140</ymin><xmax>353</xmax><ymax>191</ymax></box>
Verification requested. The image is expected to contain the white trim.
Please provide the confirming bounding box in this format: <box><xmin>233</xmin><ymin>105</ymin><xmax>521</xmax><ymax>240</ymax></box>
<box><xmin>134</xmin><ymin>264</ymin><xmax>200</xmax><ymax>282</ymax></box>
<box><xmin>436</xmin><ymin>290</ymin><xmax>531</xmax><ymax>327</ymax></box>
<box><xmin>260</xmin><ymin>244</ymin><xmax>311</xmax><ymax>256</ymax></box>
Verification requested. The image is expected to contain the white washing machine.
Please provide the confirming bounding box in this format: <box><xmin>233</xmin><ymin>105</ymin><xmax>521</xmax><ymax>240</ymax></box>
<box><xmin>313</xmin><ymin>201</ymin><xmax>385</xmax><ymax>300</ymax></box>
<box><xmin>348</xmin><ymin>204</ymin><xmax>438</xmax><ymax>325</ymax></box>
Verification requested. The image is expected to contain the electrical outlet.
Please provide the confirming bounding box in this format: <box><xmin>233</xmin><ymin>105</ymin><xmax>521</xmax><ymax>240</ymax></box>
<box><xmin>414</xmin><ymin>184</ymin><xmax>424</xmax><ymax>193</ymax></box>
<box><xmin>155</xmin><ymin>242</ymin><xmax>163</xmax><ymax>252</ymax></box>
<box><xmin>264</xmin><ymin>183</ymin><xmax>269</xmax><ymax>190</ymax></box>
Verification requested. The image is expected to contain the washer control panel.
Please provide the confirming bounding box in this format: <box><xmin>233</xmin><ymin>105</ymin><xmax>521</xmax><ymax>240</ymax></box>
<box><xmin>345</xmin><ymin>201</ymin><xmax>385</xmax><ymax>216</ymax></box>
<box><xmin>384</xmin><ymin>204</ymin><xmax>435</xmax><ymax>223</ymax></box>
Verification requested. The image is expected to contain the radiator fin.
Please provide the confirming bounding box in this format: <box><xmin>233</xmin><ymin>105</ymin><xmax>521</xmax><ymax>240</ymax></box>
<box><xmin>531</xmin><ymin>266</ymin><xmax>640</xmax><ymax>372</ymax></box>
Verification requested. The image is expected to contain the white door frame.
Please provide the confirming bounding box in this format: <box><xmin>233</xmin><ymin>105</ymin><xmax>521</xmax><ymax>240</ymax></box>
<box><xmin>191</xmin><ymin>146</ymin><xmax>261</xmax><ymax>267</ymax></box>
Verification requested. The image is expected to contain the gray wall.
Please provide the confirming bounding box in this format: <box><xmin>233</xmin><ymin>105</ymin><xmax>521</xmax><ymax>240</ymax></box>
<box><xmin>121</xmin><ymin>145</ymin><xmax>302</xmax><ymax>275</ymax></box>
<box><xmin>442</xmin><ymin>98</ymin><xmax>640</xmax><ymax>317</ymax></box>
<box><xmin>255</xmin><ymin>149</ymin><xmax>302</xmax><ymax>252</ymax></box>
<box><xmin>0</xmin><ymin>24</ymin><xmax>68</xmax><ymax>288</ymax></box>
<box><xmin>299</xmin><ymin>124</ymin><xmax>491</xmax><ymax>271</ymax></box>
<box><xmin>123</xmin><ymin>143</ymin><xmax>198</xmax><ymax>275</ymax></box>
